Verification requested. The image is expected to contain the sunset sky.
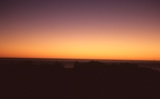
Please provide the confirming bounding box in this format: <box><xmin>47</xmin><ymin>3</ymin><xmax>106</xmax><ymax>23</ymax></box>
<box><xmin>0</xmin><ymin>0</ymin><xmax>160</xmax><ymax>60</ymax></box>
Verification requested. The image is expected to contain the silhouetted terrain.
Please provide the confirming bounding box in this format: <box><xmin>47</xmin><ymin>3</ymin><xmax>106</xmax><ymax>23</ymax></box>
<box><xmin>0</xmin><ymin>59</ymin><xmax>160</xmax><ymax>99</ymax></box>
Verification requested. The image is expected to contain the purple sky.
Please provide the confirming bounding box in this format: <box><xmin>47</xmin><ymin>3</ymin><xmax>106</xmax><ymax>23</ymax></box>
<box><xmin>0</xmin><ymin>0</ymin><xmax>160</xmax><ymax>60</ymax></box>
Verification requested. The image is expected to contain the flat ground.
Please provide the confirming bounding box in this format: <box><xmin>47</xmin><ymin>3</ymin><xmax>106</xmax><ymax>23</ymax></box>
<box><xmin>0</xmin><ymin>59</ymin><xmax>160</xmax><ymax>99</ymax></box>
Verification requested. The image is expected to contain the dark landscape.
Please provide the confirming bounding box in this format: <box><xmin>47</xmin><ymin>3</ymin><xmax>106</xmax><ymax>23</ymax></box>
<box><xmin>0</xmin><ymin>58</ymin><xmax>160</xmax><ymax>99</ymax></box>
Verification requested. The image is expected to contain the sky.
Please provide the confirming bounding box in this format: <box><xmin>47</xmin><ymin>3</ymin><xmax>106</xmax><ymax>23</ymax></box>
<box><xmin>0</xmin><ymin>0</ymin><xmax>160</xmax><ymax>60</ymax></box>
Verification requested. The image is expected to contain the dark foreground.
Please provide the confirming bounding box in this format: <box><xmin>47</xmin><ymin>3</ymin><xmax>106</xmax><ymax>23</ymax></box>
<box><xmin>0</xmin><ymin>59</ymin><xmax>160</xmax><ymax>99</ymax></box>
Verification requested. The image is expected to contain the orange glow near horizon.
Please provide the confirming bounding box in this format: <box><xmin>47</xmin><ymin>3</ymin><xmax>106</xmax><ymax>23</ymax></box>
<box><xmin>1</xmin><ymin>26</ymin><xmax>160</xmax><ymax>60</ymax></box>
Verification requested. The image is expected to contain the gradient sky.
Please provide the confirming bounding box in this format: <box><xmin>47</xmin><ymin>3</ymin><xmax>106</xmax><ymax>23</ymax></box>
<box><xmin>0</xmin><ymin>0</ymin><xmax>160</xmax><ymax>60</ymax></box>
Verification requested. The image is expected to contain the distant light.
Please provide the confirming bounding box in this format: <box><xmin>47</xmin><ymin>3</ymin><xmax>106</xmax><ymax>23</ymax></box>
<box><xmin>64</xmin><ymin>63</ymin><xmax>74</xmax><ymax>69</ymax></box>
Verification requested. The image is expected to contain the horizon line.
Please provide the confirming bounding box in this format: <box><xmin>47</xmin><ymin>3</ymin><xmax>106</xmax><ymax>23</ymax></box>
<box><xmin>0</xmin><ymin>57</ymin><xmax>160</xmax><ymax>62</ymax></box>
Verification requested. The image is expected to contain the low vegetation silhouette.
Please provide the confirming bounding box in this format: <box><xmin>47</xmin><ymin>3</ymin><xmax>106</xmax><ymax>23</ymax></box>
<box><xmin>0</xmin><ymin>59</ymin><xmax>160</xmax><ymax>99</ymax></box>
